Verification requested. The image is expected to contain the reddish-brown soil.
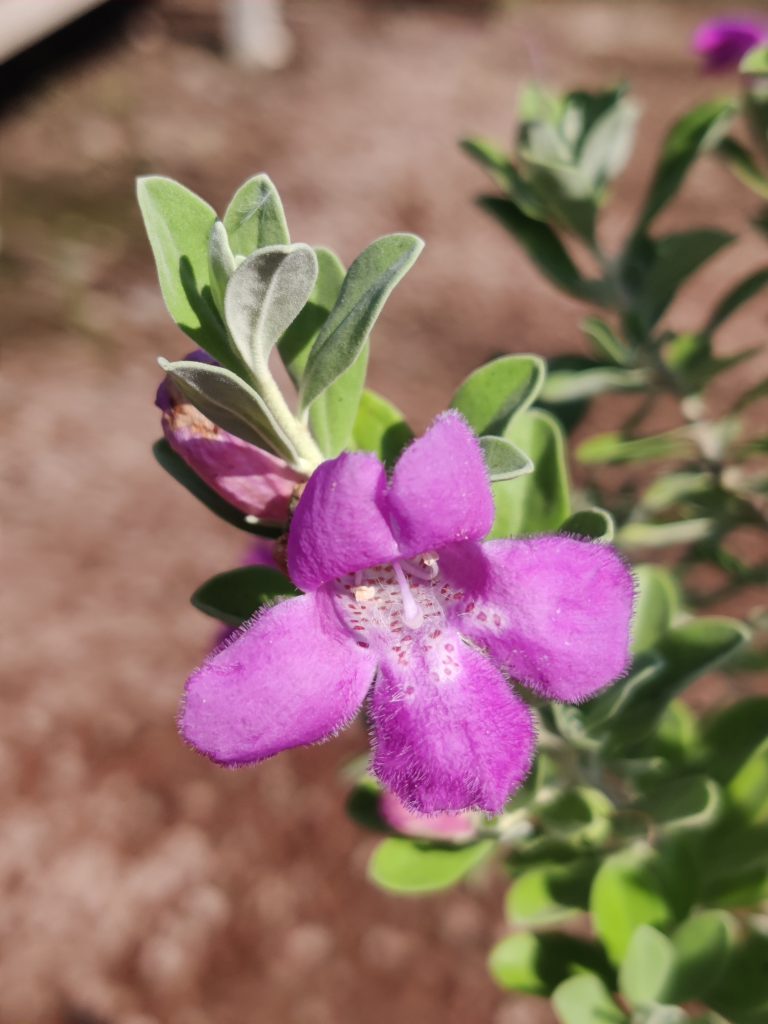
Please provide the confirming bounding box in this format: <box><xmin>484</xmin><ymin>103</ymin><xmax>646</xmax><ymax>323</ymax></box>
<box><xmin>0</xmin><ymin>2</ymin><xmax>765</xmax><ymax>1022</ymax></box>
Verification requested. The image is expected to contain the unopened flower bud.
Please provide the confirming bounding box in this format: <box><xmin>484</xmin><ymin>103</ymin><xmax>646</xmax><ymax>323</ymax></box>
<box><xmin>156</xmin><ymin>350</ymin><xmax>304</xmax><ymax>525</ymax></box>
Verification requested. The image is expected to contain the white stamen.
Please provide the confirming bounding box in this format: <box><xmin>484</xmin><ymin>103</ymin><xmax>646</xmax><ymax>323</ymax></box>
<box><xmin>403</xmin><ymin>552</ymin><xmax>440</xmax><ymax>581</ymax></box>
<box><xmin>393</xmin><ymin>561</ymin><xmax>423</xmax><ymax>629</ymax></box>
<box><xmin>354</xmin><ymin>585</ymin><xmax>376</xmax><ymax>603</ymax></box>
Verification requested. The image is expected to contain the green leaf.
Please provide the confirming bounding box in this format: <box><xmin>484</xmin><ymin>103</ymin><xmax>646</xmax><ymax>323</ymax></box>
<box><xmin>640</xmin><ymin>472</ymin><xmax>712</xmax><ymax>514</ymax></box>
<box><xmin>490</xmin><ymin>409</ymin><xmax>571</xmax><ymax>537</ymax></box>
<box><xmin>740</xmin><ymin>43</ymin><xmax>768</xmax><ymax>74</ymax></box>
<box><xmin>541</xmin><ymin>366</ymin><xmax>648</xmax><ymax>403</ymax></box>
<box><xmin>460</xmin><ymin>137</ymin><xmax>518</xmax><ymax>192</ymax></box>
<box><xmin>559</xmin><ymin>507</ymin><xmax>615</xmax><ymax>542</ymax></box>
<box><xmin>300</xmin><ymin>233</ymin><xmax>424</xmax><ymax>409</ymax></box>
<box><xmin>580</xmin><ymin>653</ymin><xmax>665</xmax><ymax>739</ymax></box>
<box><xmin>159</xmin><ymin>358</ymin><xmax>296</xmax><ymax>459</ymax></box>
<box><xmin>634</xmin><ymin>775</ymin><xmax>722</xmax><ymax>833</ymax></box>
<box><xmin>631</xmin><ymin>565</ymin><xmax>680</xmax><ymax>653</ymax></box>
<box><xmin>590</xmin><ymin>844</ymin><xmax>675</xmax><ymax>964</ymax></box>
<box><xmin>479</xmin><ymin>435</ymin><xmax>533</xmax><ymax>481</ymax></box>
<box><xmin>725</xmin><ymin>735</ymin><xmax>768</xmax><ymax>824</ymax></box>
<box><xmin>553</xmin><ymin>973</ymin><xmax>628</xmax><ymax>1024</ymax></box>
<box><xmin>136</xmin><ymin>176</ymin><xmax>231</xmax><ymax>364</ymax></box>
<box><xmin>308</xmin><ymin>346</ymin><xmax>369</xmax><ymax>458</ymax></box>
<box><xmin>491</xmin><ymin>934</ymin><xmax>614</xmax><ymax>997</ymax></box>
<box><xmin>537</xmin><ymin>786</ymin><xmax>614</xmax><ymax>847</ymax></box>
<box><xmin>351</xmin><ymin>389</ymin><xmax>413</xmax><ymax>465</ymax></box>
<box><xmin>631</xmin><ymin>230</ymin><xmax>734</xmax><ymax>328</ymax></box>
<box><xmin>518</xmin><ymin>155</ymin><xmax>598</xmax><ymax>241</ymax></box>
<box><xmin>605</xmin><ymin>618</ymin><xmax>749</xmax><ymax>749</ymax></box>
<box><xmin>278</xmin><ymin>247</ymin><xmax>346</xmax><ymax>385</ymax></box>
<box><xmin>506</xmin><ymin>858</ymin><xmax>595</xmax><ymax>926</ymax></box>
<box><xmin>224</xmin><ymin>244</ymin><xmax>318</xmax><ymax>375</ymax></box>
<box><xmin>702</xmin><ymin>698</ymin><xmax>768</xmax><ymax>785</ymax></box>
<box><xmin>577</xmin><ymin>430</ymin><xmax>695</xmax><ymax>465</ymax></box>
<box><xmin>478</xmin><ymin>197</ymin><xmax>605</xmax><ymax>302</ymax></box>
<box><xmin>708</xmin><ymin>928</ymin><xmax>768</xmax><ymax>1024</ymax></box>
<box><xmin>619</xmin><ymin>926</ymin><xmax>677</xmax><ymax>1008</ymax></box>
<box><xmin>223</xmin><ymin>173</ymin><xmax>290</xmax><ymax>256</ymax></box>
<box><xmin>208</xmin><ymin>219</ymin><xmax>236</xmax><ymax>312</ymax></box>
<box><xmin>191</xmin><ymin>566</ymin><xmax>298</xmax><ymax>626</ymax></box>
<box><xmin>618</xmin><ymin>519</ymin><xmax>714</xmax><ymax>550</ymax></box>
<box><xmin>669</xmin><ymin>910</ymin><xmax>734</xmax><ymax>1002</ymax></box>
<box><xmin>367</xmin><ymin>837</ymin><xmax>493</xmax><ymax>894</ymax></box>
<box><xmin>450</xmin><ymin>354</ymin><xmax>545</xmax><ymax>435</ymax></box>
<box><xmin>705</xmin><ymin>266</ymin><xmax>768</xmax><ymax>332</ymax></box>
<box><xmin>581</xmin><ymin>316</ymin><xmax>632</xmax><ymax>365</ymax></box>
<box><xmin>717</xmin><ymin>137</ymin><xmax>768</xmax><ymax>200</ymax></box>
<box><xmin>579</xmin><ymin>93</ymin><xmax>640</xmax><ymax>188</ymax></box>
<box><xmin>152</xmin><ymin>438</ymin><xmax>278</xmax><ymax>536</ymax></box>
<box><xmin>638</xmin><ymin>100</ymin><xmax>736</xmax><ymax>229</ymax></box>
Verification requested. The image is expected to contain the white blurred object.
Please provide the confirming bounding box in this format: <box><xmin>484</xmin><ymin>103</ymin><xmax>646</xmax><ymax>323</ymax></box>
<box><xmin>0</xmin><ymin>0</ymin><xmax>107</xmax><ymax>63</ymax></box>
<box><xmin>223</xmin><ymin>0</ymin><xmax>293</xmax><ymax>70</ymax></box>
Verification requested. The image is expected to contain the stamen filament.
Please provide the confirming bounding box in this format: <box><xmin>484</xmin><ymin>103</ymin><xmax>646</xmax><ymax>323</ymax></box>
<box><xmin>393</xmin><ymin>561</ymin><xmax>423</xmax><ymax>629</ymax></box>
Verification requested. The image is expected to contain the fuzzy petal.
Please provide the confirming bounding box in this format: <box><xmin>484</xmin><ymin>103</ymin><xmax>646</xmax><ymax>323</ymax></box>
<box><xmin>287</xmin><ymin>452</ymin><xmax>400</xmax><ymax>592</ymax></box>
<box><xmin>442</xmin><ymin>536</ymin><xmax>634</xmax><ymax>703</ymax></box>
<box><xmin>181</xmin><ymin>590</ymin><xmax>376</xmax><ymax>764</ymax></box>
<box><xmin>387</xmin><ymin>411</ymin><xmax>494</xmax><ymax>558</ymax></box>
<box><xmin>370</xmin><ymin>637</ymin><xmax>535</xmax><ymax>814</ymax></box>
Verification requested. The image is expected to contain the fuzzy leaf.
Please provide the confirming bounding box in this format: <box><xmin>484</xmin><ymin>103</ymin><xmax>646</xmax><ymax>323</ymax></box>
<box><xmin>490</xmin><ymin>409</ymin><xmax>571</xmax><ymax>537</ymax></box>
<box><xmin>368</xmin><ymin>837</ymin><xmax>493</xmax><ymax>894</ymax></box>
<box><xmin>136</xmin><ymin>176</ymin><xmax>230</xmax><ymax>364</ymax></box>
<box><xmin>559</xmin><ymin>507</ymin><xmax>615</xmax><ymax>542</ymax></box>
<box><xmin>300</xmin><ymin>233</ymin><xmax>424</xmax><ymax>409</ymax></box>
<box><xmin>479</xmin><ymin>436</ymin><xmax>533</xmax><ymax>481</ymax></box>
<box><xmin>278</xmin><ymin>247</ymin><xmax>346</xmax><ymax>384</ymax></box>
<box><xmin>619</xmin><ymin>926</ymin><xmax>677</xmax><ymax>1008</ymax></box>
<box><xmin>160</xmin><ymin>358</ymin><xmax>295</xmax><ymax>459</ymax></box>
<box><xmin>223</xmin><ymin>173</ymin><xmax>290</xmax><ymax>256</ymax></box>
<box><xmin>224</xmin><ymin>244</ymin><xmax>318</xmax><ymax>374</ymax></box>
<box><xmin>208</xmin><ymin>219</ymin><xmax>236</xmax><ymax>312</ymax></box>
<box><xmin>451</xmin><ymin>354</ymin><xmax>545</xmax><ymax>434</ymax></box>
<box><xmin>491</xmin><ymin>934</ymin><xmax>614</xmax><ymax>997</ymax></box>
<box><xmin>631</xmin><ymin>565</ymin><xmax>680</xmax><ymax>653</ymax></box>
<box><xmin>553</xmin><ymin>974</ymin><xmax>628</xmax><ymax>1024</ymax></box>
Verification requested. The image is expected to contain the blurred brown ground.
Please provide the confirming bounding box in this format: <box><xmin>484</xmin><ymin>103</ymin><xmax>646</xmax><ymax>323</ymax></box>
<box><xmin>0</xmin><ymin>1</ymin><xmax>766</xmax><ymax>1022</ymax></box>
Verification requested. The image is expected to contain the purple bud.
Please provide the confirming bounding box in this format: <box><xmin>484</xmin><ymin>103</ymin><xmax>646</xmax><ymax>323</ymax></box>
<box><xmin>157</xmin><ymin>350</ymin><xmax>304</xmax><ymax>524</ymax></box>
<box><xmin>693</xmin><ymin>16</ymin><xmax>768</xmax><ymax>72</ymax></box>
<box><xmin>379</xmin><ymin>789</ymin><xmax>480</xmax><ymax>841</ymax></box>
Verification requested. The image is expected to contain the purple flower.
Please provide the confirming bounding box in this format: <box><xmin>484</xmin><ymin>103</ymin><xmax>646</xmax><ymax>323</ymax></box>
<box><xmin>693</xmin><ymin>16</ymin><xmax>768</xmax><ymax>72</ymax></box>
<box><xmin>181</xmin><ymin>413</ymin><xmax>633</xmax><ymax>814</ymax></box>
<box><xmin>157</xmin><ymin>350</ymin><xmax>304</xmax><ymax>525</ymax></box>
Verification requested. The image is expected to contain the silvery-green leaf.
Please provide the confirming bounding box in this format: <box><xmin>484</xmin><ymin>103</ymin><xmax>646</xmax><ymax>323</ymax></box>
<box><xmin>542</xmin><ymin>365</ymin><xmax>647</xmax><ymax>403</ymax></box>
<box><xmin>619</xmin><ymin>926</ymin><xmax>677</xmax><ymax>1008</ymax></box>
<box><xmin>224</xmin><ymin>244</ymin><xmax>318</xmax><ymax>375</ymax></box>
<box><xmin>460</xmin><ymin>137</ymin><xmax>519</xmax><ymax>192</ymax></box>
<box><xmin>451</xmin><ymin>354</ymin><xmax>545</xmax><ymax>435</ymax></box>
<box><xmin>309</xmin><ymin>346</ymin><xmax>369</xmax><ymax>458</ymax></box>
<box><xmin>223</xmin><ymin>173</ymin><xmax>290</xmax><ymax>256</ymax></box>
<box><xmin>159</xmin><ymin>358</ymin><xmax>295</xmax><ymax>460</ymax></box>
<box><xmin>490</xmin><ymin>409</ymin><xmax>571</xmax><ymax>537</ymax></box>
<box><xmin>300</xmin><ymin>233</ymin><xmax>424</xmax><ymax>410</ymax></box>
<box><xmin>559</xmin><ymin>507</ymin><xmax>615</xmax><ymax>542</ymax></box>
<box><xmin>136</xmin><ymin>176</ymin><xmax>230</xmax><ymax>364</ymax></box>
<box><xmin>717</xmin><ymin>137</ymin><xmax>768</xmax><ymax>200</ymax></box>
<box><xmin>619</xmin><ymin>519</ymin><xmax>714</xmax><ymax>549</ymax></box>
<box><xmin>581</xmin><ymin>315</ymin><xmax>632</xmax><ymax>365</ymax></box>
<box><xmin>279</xmin><ymin>247</ymin><xmax>346</xmax><ymax>385</ymax></box>
<box><xmin>479</xmin><ymin>435</ymin><xmax>533</xmax><ymax>481</ymax></box>
<box><xmin>208</xmin><ymin>219</ymin><xmax>236</xmax><ymax>313</ymax></box>
<box><xmin>631</xmin><ymin>565</ymin><xmax>680</xmax><ymax>653</ymax></box>
<box><xmin>579</xmin><ymin>96</ymin><xmax>640</xmax><ymax>187</ymax></box>
<box><xmin>705</xmin><ymin>266</ymin><xmax>768</xmax><ymax>333</ymax></box>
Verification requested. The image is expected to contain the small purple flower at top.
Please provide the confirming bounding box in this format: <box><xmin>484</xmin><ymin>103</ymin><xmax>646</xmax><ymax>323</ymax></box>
<box><xmin>181</xmin><ymin>413</ymin><xmax>634</xmax><ymax>814</ymax></box>
<box><xmin>157</xmin><ymin>350</ymin><xmax>305</xmax><ymax>525</ymax></box>
<box><xmin>693</xmin><ymin>15</ymin><xmax>768</xmax><ymax>72</ymax></box>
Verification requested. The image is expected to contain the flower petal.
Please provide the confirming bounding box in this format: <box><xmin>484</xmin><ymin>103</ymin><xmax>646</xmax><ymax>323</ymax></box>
<box><xmin>181</xmin><ymin>590</ymin><xmax>376</xmax><ymax>764</ymax></box>
<box><xmin>370</xmin><ymin>637</ymin><xmax>535</xmax><ymax>814</ymax></box>
<box><xmin>287</xmin><ymin>451</ymin><xmax>400</xmax><ymax>591</ymax></box>
<box><xmin>442</xmin><ymin>536</ymin><xmax>634</xmax><ymax>703</ymax></box>
<box><xmin>387</xmin><ymin>412</ymin><xmax>494</xmax><ymax>558</ymax></box>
